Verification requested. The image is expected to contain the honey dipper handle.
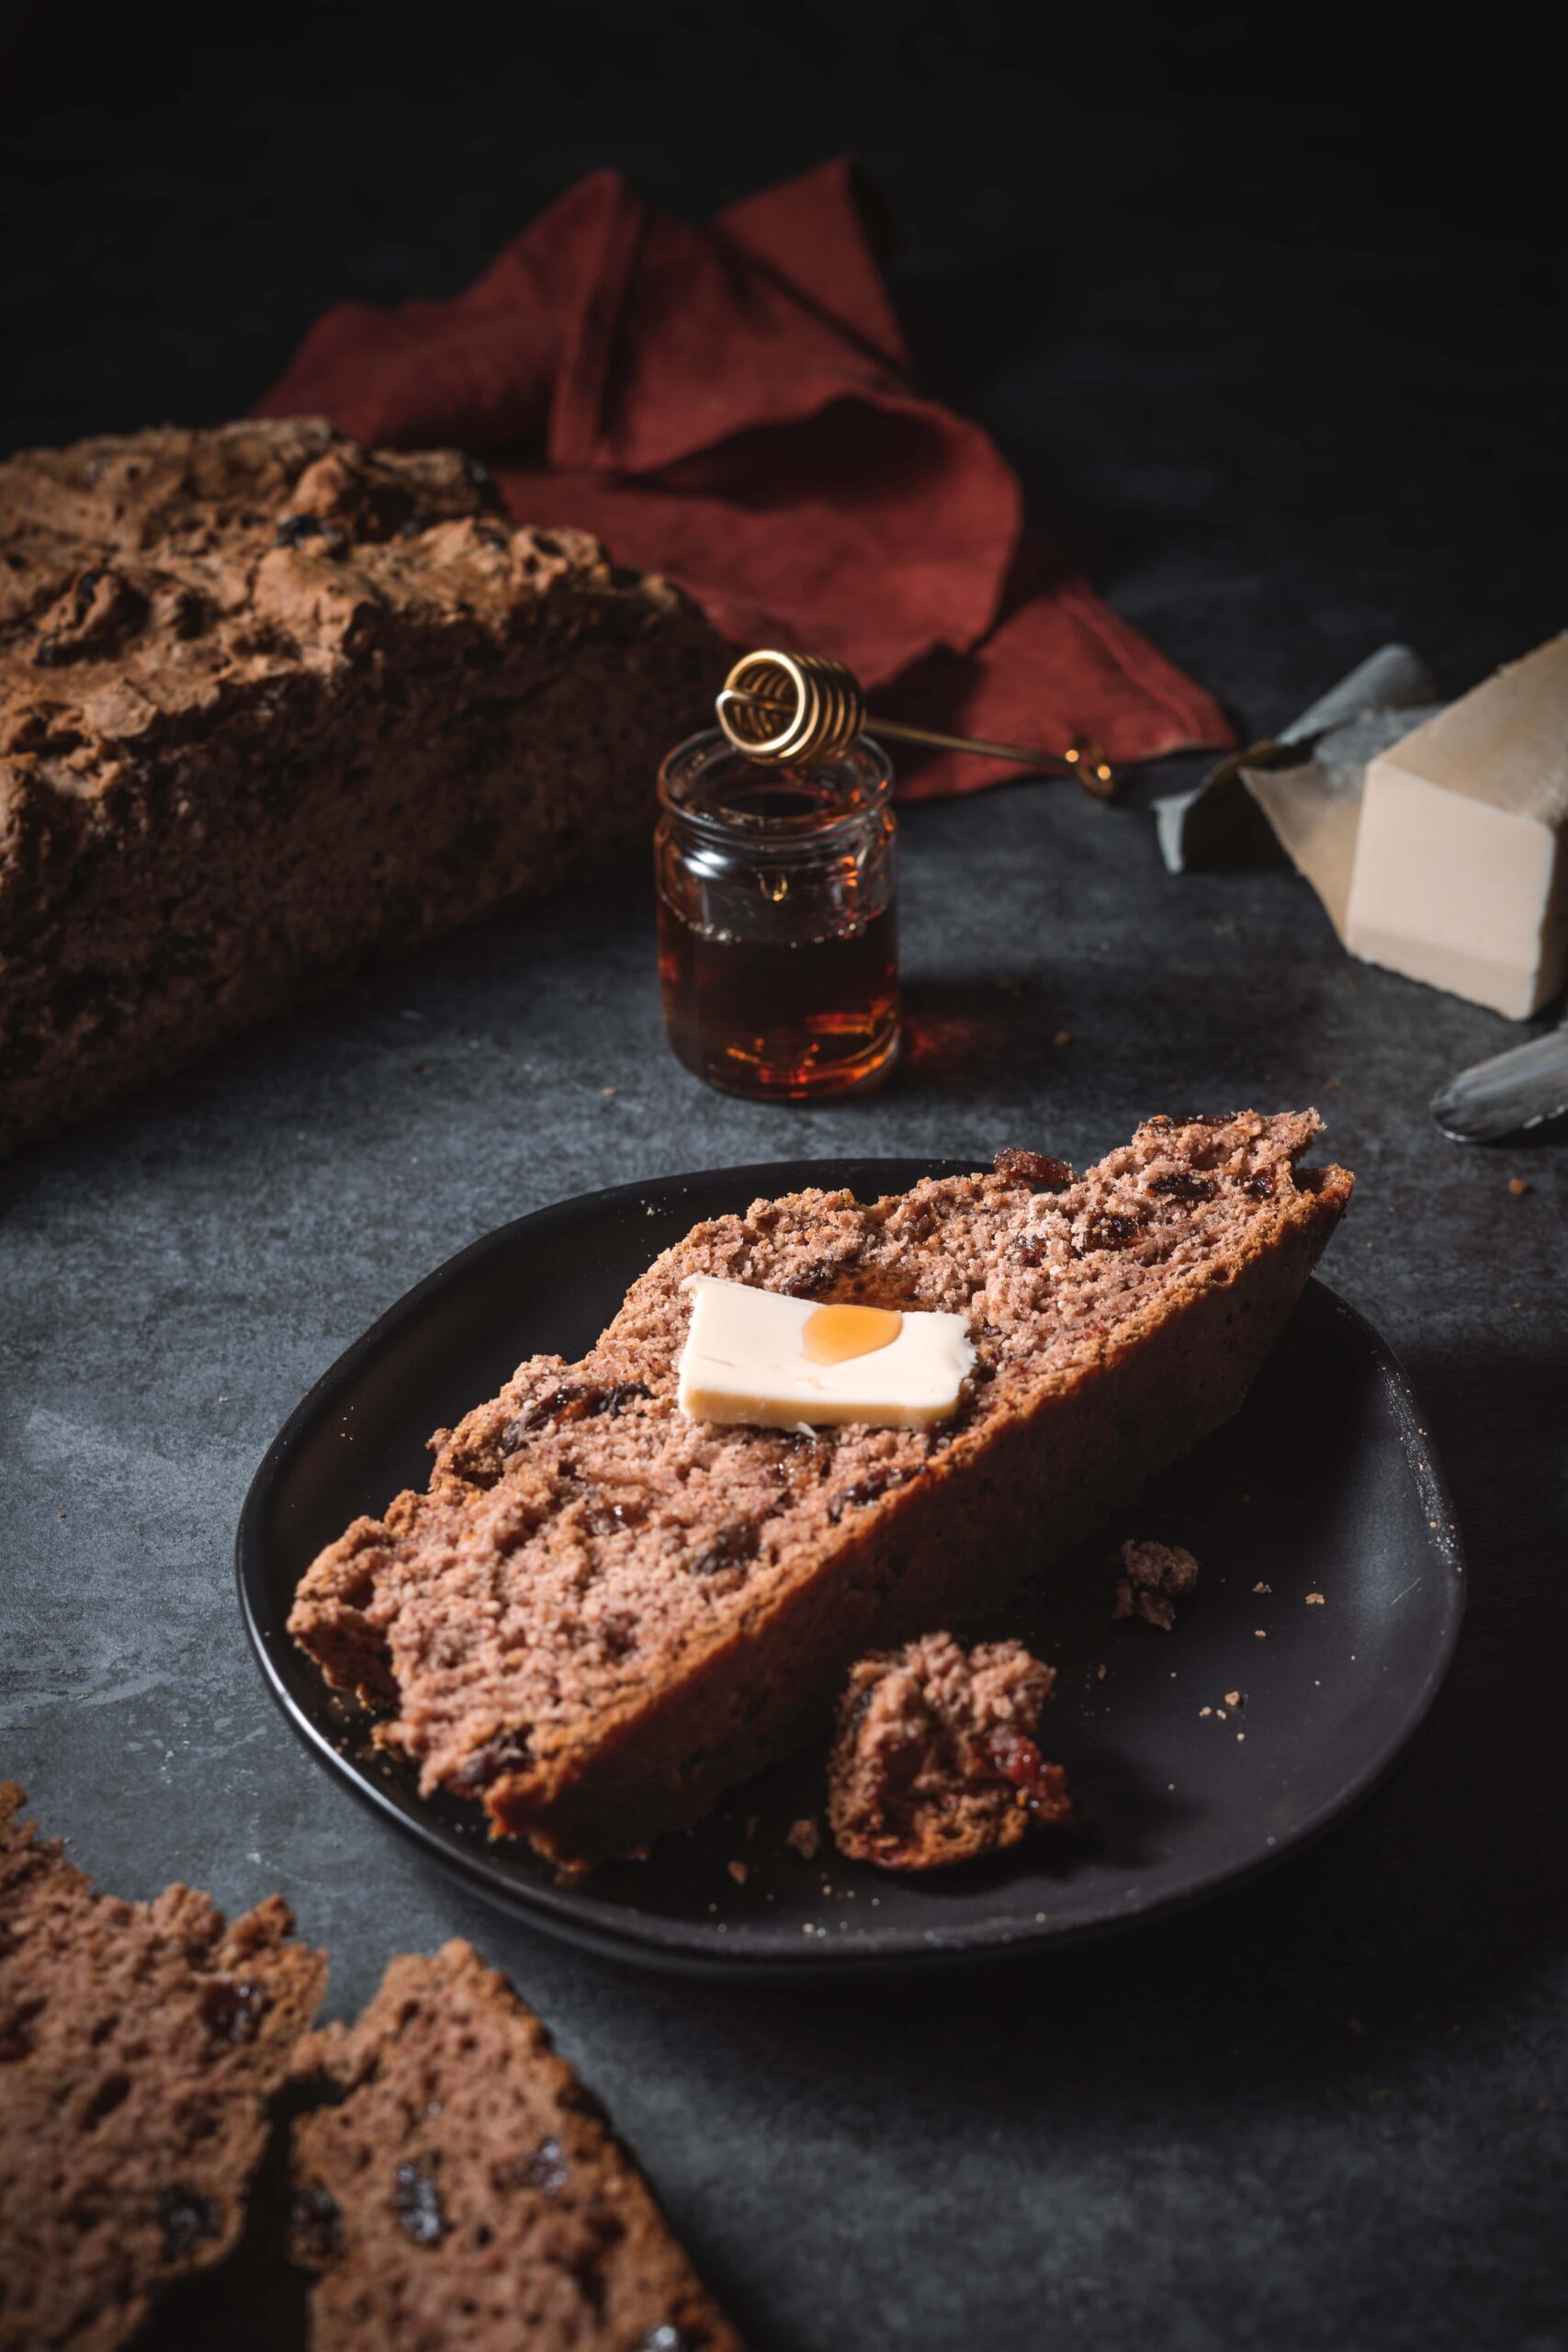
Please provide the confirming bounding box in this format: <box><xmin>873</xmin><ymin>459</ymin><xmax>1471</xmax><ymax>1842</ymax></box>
<box><xmin>864</xmin><ymin>716</ymin><xmax>1114</xmax><ymax>797</ymax></box>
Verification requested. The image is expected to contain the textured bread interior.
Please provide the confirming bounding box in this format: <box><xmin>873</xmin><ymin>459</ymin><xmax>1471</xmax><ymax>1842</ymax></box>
<box><xmin>828</xmin><ymin>1631</ymin><xmax>1065</xmax><ymax>1870</ymax></box>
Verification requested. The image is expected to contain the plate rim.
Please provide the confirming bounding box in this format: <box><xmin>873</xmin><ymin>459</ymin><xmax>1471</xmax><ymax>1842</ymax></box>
<box><xmin>236</xmin><ymin>1156</ymin><xmax>1468</xmax><ymax>1981</ymax></box>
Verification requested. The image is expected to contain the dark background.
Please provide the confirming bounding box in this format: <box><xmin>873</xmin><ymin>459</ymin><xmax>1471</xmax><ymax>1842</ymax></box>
<box><xmin>2</xmin><ymin>8</ymin><xmax>1564</xmax><ymax>2350</ymax></box>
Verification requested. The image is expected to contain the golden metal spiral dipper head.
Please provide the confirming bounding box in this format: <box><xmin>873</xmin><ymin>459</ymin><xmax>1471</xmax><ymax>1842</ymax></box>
<box><xmin>715</xmin><ymin>649</ymin><xmax>1115</xmax><ymax>798</ymax></box>
<box><xmin>716</xmin><ymin>651</ymin><xmax>866</xmax><ymax>768</ymax></box>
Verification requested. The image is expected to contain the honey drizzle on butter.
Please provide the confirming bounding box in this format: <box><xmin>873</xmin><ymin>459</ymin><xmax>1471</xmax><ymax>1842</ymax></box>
<box><xmin>800</xmin><ymin>1303</ymin><xmax>904</xmax><ymax>1365</ymax></box>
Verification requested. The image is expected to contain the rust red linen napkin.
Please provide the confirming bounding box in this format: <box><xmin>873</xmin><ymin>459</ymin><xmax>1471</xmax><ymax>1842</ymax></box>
<box><xmin>258</xmin><ymin>159</ymin><xmax>1230</xmax><ymax>797</ymax></box>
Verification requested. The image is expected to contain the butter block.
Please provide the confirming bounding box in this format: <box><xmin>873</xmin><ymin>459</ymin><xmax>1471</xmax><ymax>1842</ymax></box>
<box><xmin>1343</xmin><ymin>633</ymin><xmax>1568</xmax><ymax>1018</ymax></box>
<box><xmin>677</xmin><ymin>1275</ymin><xmax>974</xmax><ymax>1431</ymax></box>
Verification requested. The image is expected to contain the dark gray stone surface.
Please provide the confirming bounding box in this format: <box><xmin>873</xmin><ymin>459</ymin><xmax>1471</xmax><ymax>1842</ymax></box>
<box><xmin>2</xmin><ymin>12</ymin><xmax>1563</xmax><ymax>2347</ymax></box>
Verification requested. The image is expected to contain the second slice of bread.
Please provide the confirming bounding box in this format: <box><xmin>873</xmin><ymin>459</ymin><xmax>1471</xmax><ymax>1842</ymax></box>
<box><xmin>289</xmin><ymin>1939</ymin><xmax>742</xmax><ymax>2350</ymax></box>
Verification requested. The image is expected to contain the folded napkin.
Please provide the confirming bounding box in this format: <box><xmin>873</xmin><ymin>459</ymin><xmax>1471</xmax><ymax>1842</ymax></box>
<box><xmin>259</xmin><ymin>159</ymin><xmax>1230</xmax><ymax>797</ymax></box>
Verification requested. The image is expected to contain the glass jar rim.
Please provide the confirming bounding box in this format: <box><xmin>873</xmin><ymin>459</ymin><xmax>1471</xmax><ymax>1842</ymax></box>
<box><xmin>657</xmin><ymin>726</ymin><xmax>894</xmax><ymax>847</ymax></box>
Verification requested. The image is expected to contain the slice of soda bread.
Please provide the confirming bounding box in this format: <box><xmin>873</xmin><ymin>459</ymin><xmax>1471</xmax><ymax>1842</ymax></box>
<box><xmin>289</xmin><ymin>1939</ymin><xmax>741</xmax><ymax>2351</ymax></box>
<box><xmin>290</xmin><ymin>1112</ymin><xmax>1351</xmax><ymax>1869</ymax></box>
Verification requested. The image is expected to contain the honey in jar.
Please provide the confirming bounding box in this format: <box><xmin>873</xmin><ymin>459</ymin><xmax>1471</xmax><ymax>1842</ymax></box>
<box><xmin>655</xmin><ymin>728</ymin><xmax>898</xmax><ymax>1101</ymax></box>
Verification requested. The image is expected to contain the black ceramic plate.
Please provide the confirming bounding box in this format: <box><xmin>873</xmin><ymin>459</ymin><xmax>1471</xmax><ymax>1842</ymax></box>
<box><xmin>238</xmin><ymin>1159</ymin><xmax>1465</xmax><ymax>1980</ymax></box>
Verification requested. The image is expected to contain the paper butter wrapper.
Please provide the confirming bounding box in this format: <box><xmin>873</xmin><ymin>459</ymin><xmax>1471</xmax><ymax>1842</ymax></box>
<box><xmin>1154</xmin><ymin>644</ymin><xmax>1437</xmax><ymax>880</ymax></box>
<box><xmin>1241</xmin><ymin>703</ymin><xmax>1445</xmax><ymax>934</ymax></box>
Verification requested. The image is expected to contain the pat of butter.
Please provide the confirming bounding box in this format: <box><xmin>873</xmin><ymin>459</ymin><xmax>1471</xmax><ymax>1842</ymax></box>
<box><xmin>677</xmin><ymin>1276</ymin><xmax>974</xmax><ymax>1430</ymax></box>
<box><xmin>1344</xmin><ymin>633</ymin><xmax>1568</xmax><ymax>1019</ymax></box>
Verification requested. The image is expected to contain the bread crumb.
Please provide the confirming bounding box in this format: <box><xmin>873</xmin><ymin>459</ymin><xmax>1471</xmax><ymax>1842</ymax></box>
<box><xmin>727</xmin><ymin>1860</ymin><xmax>748</xmax><ymax>1884</ymax></box>
<box><xmin>1115</xmin><ymin>1539</ymin><xmax>1199</xmax><ymax>1630</ymax></box>
<box><xmin>1508</xmin><ymin>1176</ymin><xmax>1530</xmax><ymax>1196</ymax></box>
<box><xmin>602</xmin><ymin>1086</ymin><xmax>617</xmax><ymax>1098</ymax></box>
<box><xmin>1224</xmin><ymin>1690</ymin><xmax>1241</xmax><ymax>1707</ymax></box>
<box><xmin>1306</xmin><ymin>1591</ymin><xmax>1325</xmax><ymax>1605</ymax></box>
<box><xmin>1253</xmin><ymin>1580</ymin><xmax>1271</xmax><ymax>1595</ymax></box>
<box><xmin>1200</xmin><ymin>1705</ymin><xmax>1213</xmax><ymax>1717</ymax></box>
<box><xmin>785</xmin><ymin>1816</ymin><xmax>820</xmax><ymax>1860</ymax></box>
<box><xmin>1054</xmin><ymin>1029</ymin><xmax>1071</xmax><ymax>1046</ymax></box>
<box><xmin>1114</xmin><ymin>1581</ymin><xmax>1174</xmax><ymax>1630</ymax></box>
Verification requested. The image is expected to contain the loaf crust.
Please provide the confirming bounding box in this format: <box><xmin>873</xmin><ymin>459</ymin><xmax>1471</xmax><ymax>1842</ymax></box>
<box><xmin>289</xmin><ymin>1939</ymin><xmax>742</xmax><ymax>2351</ymax></box>
<box><xmin>291</xmin><ymin>1113</ymin><xmax>1350</xmax><ymax>1870</ymax></box>
<box><xmin>0</xmin><ymin>1783</ymin><xmax>325</xmax><ymax>2352</ymax></box>
<box><xmin>0</xmin><ymin>419</ymin><xmax>724</xmax><ymax>1153</ymax></box>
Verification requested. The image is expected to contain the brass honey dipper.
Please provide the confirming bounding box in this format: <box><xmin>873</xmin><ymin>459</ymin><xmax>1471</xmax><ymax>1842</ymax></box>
<box><xmin>715</xmin><ymin>650</ymin><xmax>1115</xmax><ymax>798</ymax></box>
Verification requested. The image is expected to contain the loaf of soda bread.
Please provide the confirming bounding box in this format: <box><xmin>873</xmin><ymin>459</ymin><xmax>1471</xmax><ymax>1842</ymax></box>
<box><xmin>0</xmin><ymin>419</ymin><xmax>723</xmax><ymax>1154</ymax></box>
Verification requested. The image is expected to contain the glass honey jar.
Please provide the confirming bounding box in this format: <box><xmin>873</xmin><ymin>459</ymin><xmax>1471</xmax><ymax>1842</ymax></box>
<box><xmin>655</xmin><ymin>727</ymin><xmax>899</xmax><ymax>1101</ymax></box>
